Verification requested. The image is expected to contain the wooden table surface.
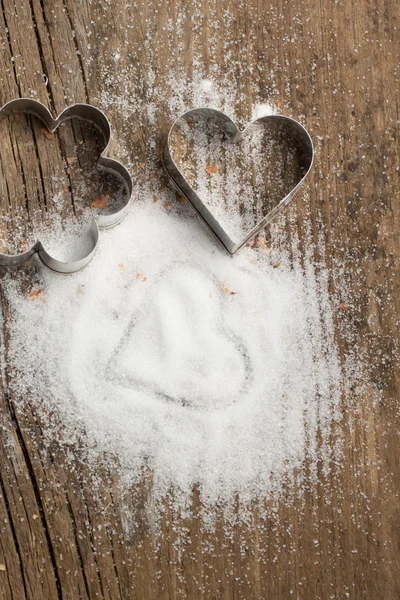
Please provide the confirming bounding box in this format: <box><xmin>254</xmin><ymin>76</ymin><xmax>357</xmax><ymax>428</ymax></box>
<box><xmin>0</xmin><ymin>0</ymin><xmax>399</xmax><ymax>598</ymax></box>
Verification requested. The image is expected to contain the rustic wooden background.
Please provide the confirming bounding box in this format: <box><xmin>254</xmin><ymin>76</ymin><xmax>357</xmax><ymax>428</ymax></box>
<box><xmin>0</xmin><ymin>0</ymin><xmax>399</xmax><ymax>598</ymax></box>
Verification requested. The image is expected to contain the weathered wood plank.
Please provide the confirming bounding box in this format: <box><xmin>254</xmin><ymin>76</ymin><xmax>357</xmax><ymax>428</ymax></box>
<box><xmin>0</xmin><ymin>0</ymin><xmax>399</xmax><ymax>598</ymax></box>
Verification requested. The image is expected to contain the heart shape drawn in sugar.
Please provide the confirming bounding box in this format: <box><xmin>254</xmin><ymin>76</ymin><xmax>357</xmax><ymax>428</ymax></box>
<box><xmin>163</xmin><ymin>108</ymin><xmax>314</xmax><ymax>254</ymax></box>
<box><xmin>0</xmin><ymin>98</ymin><xmax>132</xmax><ymax>273</ymax></box>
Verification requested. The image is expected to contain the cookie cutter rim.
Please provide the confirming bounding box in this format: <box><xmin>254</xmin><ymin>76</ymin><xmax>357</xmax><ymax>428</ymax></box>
<box><xmin>163</xmin><ymin>107</ymin><xmax>314</xmax><ymax>255</ymax></box>
<box><xmin>0</xmin><ymin>98</ymin><xmax>132</xmax><ymax>273</ymax></box>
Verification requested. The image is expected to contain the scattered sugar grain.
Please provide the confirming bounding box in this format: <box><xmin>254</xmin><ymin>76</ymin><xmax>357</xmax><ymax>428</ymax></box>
<box><xmin>5</xmin><ymin>195</ymin><xmax>343</xmax><ymax>512</ymax></box>
<box><xmin>252</xmin><ymin>103</ymin><xmax>276</xmax><ymax>119</ymax></box>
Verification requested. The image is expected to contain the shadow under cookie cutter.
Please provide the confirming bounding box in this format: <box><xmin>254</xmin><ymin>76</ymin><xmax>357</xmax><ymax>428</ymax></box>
<box><xmin>0</xmin><ymin>98</ymin><xmax>132</xmax><ymax>273</ymax></box>
<box><xmin>163</xmin><ymin>108</ymin><xmax>314</xmax><ymax>255</ymax></box>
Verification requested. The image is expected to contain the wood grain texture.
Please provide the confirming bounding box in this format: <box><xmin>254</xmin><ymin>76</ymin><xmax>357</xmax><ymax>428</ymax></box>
<box><xmin>0</xmin><ymin>0</ymin><xmax>399</xmax><ymax>598</ymax></box>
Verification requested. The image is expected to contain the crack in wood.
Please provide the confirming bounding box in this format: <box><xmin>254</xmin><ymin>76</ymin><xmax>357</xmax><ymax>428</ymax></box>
<box><xmin>64</xmin><ymin>494</ymin><xmax>92</xmax><ymax>600</ymax></box>
<box><xmin>62</xmin><ymin>0</ymin><xmax>90</xmax><ymax>103</ymax></box>
<box><xmin>0</xmin><ymin>467</ymin><xmax>28</xmax><ymax>599</ymax></box>
<box><xmin>0</xmin><ymin>294</ymin><xmax>64</xmax><ymax>600</ymax></box>
<box><xmin>0</xmin><ymin>0</ymin><xmax>22</xmax><ymax>98</ymax></box>
<box><xmin>29</xmin><ymin>114</ymin><xmax>50</xmax><ymax>213</ymax></box>
<box><xmin>27</xmin><ymin>0</ymin><xmax>56</xmax><ymax>113</ymax></box>
<box><xmin>11</xmin><ymin>124</ymin><xmax>31</xmax><ymax>221</ymax></box>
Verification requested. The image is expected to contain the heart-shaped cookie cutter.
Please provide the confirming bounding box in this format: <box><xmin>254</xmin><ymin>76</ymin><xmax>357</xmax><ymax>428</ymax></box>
<box><xmin>163</xmin><ymin>108</ymin><xmax>314</xmax><ymax>254</ymax></box>
<box><xmin>0</xmin><ymin>98</ymin><xmax>132</xmax><ymax>273</ymax></box>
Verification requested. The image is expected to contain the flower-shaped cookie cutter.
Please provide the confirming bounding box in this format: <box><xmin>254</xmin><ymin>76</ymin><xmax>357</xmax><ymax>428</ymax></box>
<box><xmin>163</xmin><ymin>108</ymin><xmax>314</xmax><ymax>254</ymax></box>
<box><xmin>0</xmin><ymin>98</ymin><xmax>132</xmax><ymax>273</ymax></box>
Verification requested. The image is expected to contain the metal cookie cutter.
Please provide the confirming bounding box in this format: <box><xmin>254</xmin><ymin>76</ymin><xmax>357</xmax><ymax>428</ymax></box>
<box><xmin>0</xmin><ymin>98</ymin><xmax>132</xmax><ymax>273</ymax></box>
<box><xmin>163</xmin><ymin>108</ymin><xmax>314</xmax><ymax>254</ymax></box>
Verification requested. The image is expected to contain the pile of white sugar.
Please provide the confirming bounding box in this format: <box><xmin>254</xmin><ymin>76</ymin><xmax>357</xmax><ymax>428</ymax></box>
<box><xmin>3</xmin><ymin>192</ymin><xmax>343</xmax><ymax>510</ymax></box>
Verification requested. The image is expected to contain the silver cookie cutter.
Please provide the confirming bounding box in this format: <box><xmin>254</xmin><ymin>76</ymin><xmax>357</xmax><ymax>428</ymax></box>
<box><xmin>0</xmin><ymin>98</ymin><xmax>132</xmax><ymax>273</ymax></box>
<box><xmin>163</xmin><ymin>108</ymin><xmax>314</xmax><ymax>254</ymax></box>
